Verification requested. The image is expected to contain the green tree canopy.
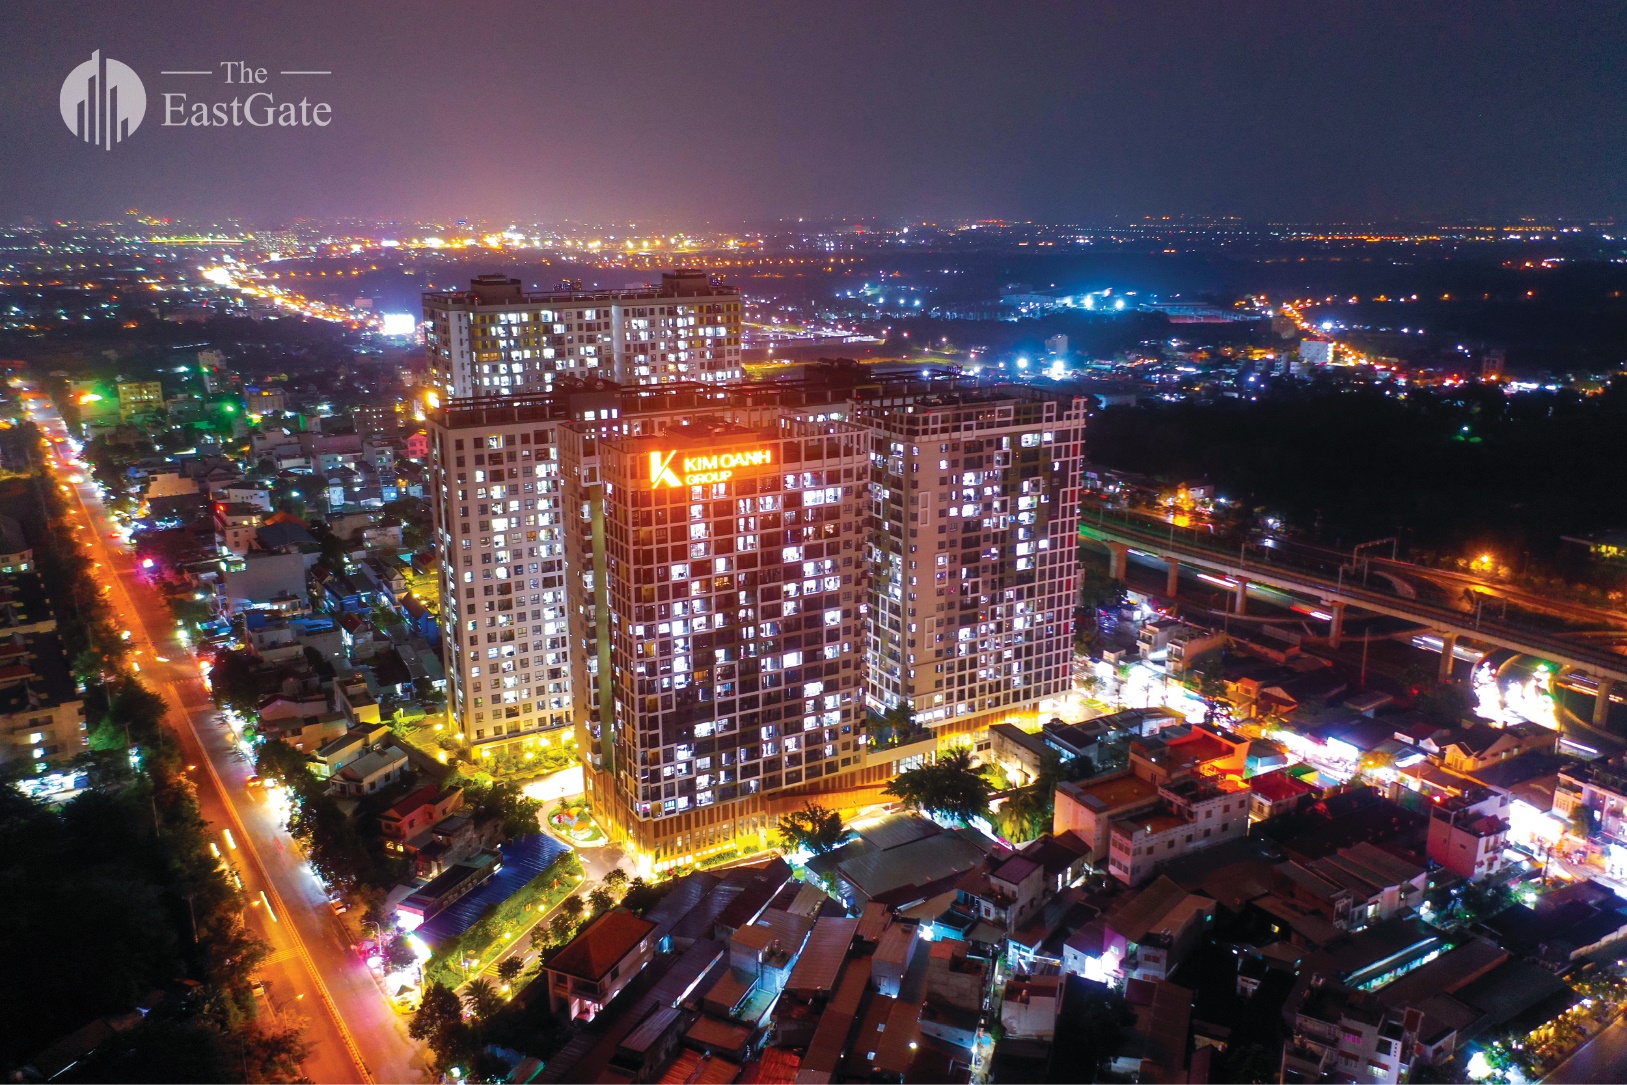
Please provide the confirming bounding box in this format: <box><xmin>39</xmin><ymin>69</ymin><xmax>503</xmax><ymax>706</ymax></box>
<box><xmin>207</xmin><ymin>649</ymin><xmax>262</xmax><ymax>716</ymax></box>
<box><xmin>884</xmin><ymin>747</ymin><xmax>992</xmax><ymax>826</ymax></box>
<box><xmin>777</xmin><ymin>803</ymin><xmax>847</xmax><ymax>855</ymax></box>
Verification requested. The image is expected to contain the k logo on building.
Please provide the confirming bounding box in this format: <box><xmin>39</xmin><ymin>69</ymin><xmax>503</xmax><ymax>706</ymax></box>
<box><xmin>60</xmin><ymin>51</ymin><xmax>146</xmax><ymax>149</ymax></box>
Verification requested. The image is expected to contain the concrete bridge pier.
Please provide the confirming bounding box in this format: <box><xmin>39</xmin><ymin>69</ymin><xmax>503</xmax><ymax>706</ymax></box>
<box><xmin>1234</xmin><ymin>580</ymin><xmax>1248</xmax><ymax>615</ymax></box>
<box><xmin>1106</xmin><ymin>542</ymin><xmax>1129</xmax><ymax>581</ymax></box>
<box><xmin>1438</xmin><ymin>632</ymin><xmax>1458</xmax><ymax>684</ymax></box>
<box><xmin>1165</xmin><ymin>560</ymin><xmax>1179</xmax><ymax>598</ymax></box>
<box><xmin>1596</xmin><ymin>678</ymin><xmax>1615</xmax><ymax>729</ymax></box>
<box><xmin>1329</xmin><ymin>602</ymin><xmax>1346</xmax><ymax>649</ymax></box>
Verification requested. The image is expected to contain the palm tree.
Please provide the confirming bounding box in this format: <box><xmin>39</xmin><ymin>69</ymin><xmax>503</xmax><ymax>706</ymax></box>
<box><xmin>463</xmin><ymin>977</ymin><xmax>502</xmax><ymax>1021</ymax></box>
<box><xmin>496</xmin><ymin>957</ymin><xmax>523</xmax><ymax>987</ymax></box>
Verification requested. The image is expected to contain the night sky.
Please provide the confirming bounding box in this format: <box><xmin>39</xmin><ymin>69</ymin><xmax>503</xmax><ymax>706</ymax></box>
<box><xmin>4</xmin><ymin>1</ymin><xmax>1626</xmax><ymax>225</ymax></box>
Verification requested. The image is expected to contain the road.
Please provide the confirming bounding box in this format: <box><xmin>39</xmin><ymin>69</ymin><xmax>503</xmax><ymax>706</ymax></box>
<box><xmin>1544</xmin><ymin>1013</ymin><xmax>1627</xmax><ymax>1084</ymax></box>
<box><xmin>24</xmin><ymin>390</ymin><xmax>428</xmax><ymax>1084</ymax></box>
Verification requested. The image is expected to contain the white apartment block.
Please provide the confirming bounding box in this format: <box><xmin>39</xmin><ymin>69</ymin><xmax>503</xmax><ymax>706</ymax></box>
<box><xmin>423</xmin><ymin>270</ymin><xmax>743</xmax><ymax>401</ymax></box>
<box><xmin>859</xmin><ymin>385</ymin><xmax>1085</xmax><ymax>738</ymax></box>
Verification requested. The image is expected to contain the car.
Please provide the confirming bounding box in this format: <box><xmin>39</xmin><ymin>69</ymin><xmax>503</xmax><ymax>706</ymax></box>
<box><xmin>329</xmin><ymin>898</ymin><xmax>349</xmax><ymax>914</ymax></box>
<box><xmin>246</xmin><ymin>774</ymin><xmax>263</xmax><ymax>787</ymax></box>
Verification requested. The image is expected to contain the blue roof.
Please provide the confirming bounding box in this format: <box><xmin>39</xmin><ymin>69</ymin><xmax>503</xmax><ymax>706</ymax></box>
<box><xmin>416</xmin><ymin>834</ymin><xmax>570</xmax><ymax>947</ymax></box>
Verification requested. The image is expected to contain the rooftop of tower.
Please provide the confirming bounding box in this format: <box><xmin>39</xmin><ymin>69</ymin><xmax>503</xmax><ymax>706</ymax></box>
<box><xmin>423</xmin><ymin>268</ymin><xmax>738</xmax><ymax>309</ymax></box>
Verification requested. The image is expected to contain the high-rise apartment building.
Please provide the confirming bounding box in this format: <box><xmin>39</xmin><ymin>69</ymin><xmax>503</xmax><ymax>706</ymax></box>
<box><xmin>860</xmin><ymin>385</ymin><xmax>1084</xmax><ymax>737</ymax></box>
<box><xmin>425</xmin><ymin>358</ymin><xmax>1087</xmax><ymax>868</ymax></box>
<box><xmin>561</xmin><ymin>409</ymin><xmax>871</xmax><ymax>865</ymax></box>
<box><xmin>422</xmin><ymin>270</ymin><xmax>743</xmax><ymax>401</ymax></box>
<box><xmin>427</xmin><ymin>396</ymin><xmax>576</xmax><ymax>758</ymax></box>
<box><xmin>428</xmin><ymin>380</ymin><xmax>764</xmax><ymax>762</ymax></box>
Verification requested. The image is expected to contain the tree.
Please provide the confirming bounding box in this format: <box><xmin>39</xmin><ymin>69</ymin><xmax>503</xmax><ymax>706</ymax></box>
<box><xmin>208</xmin><ymin>649</ymin><xmax>262</xmax><ymax>715</ymax></box>
<box><xmin>884</xmin><ymin>746</ymin><xmax>992</xmax><ymax>826</ymax></box>
<box><xmin>385</xmin><ymin>934</ymin><xmax>418</xmax><ymax>973</ymax></box>
<box><xmin>463</xmin><ymin>977</ymin><xmax>502</xmax><ymax>1021</ymax></box>
<box><xmin>561</xmin><ymin>893</ymin><xmax>585</xmax><ymax>921</ymax></box>
<box><xmin>622</xmin><ymin>876</ymin><xmax>663</xmax><ymax>915</ymax></box>
<box><xmin>467</xmin><ymin>779</ymin><xmax>543</xmax><ymax>839</ymax></box>
<box><xmin>531</xmin><ymin>924</ymin><xmax>552</xmax><ymax>952</ymax></box>
<box><xmin>998</xmin><ymin>786</ymin><xmax>1050</xmax><ymax>843</ymax></box>
<box><xmin>408</xmin><ymin>981</ymin><xmax>463</xmax><ymax>1049</ymax></box>
<box><xmin>589</xmin><ymin>886</ymin><xmax>615</xmax><ymax>915</ymax></box>
<box><xmin>1571</xmin><ymin>803</ymin><xmax>1597</xmax><ymax>840</ymax></box>
<box><xmin>868</xmin><ymin>702</ymin><xmax>919</xmax><ymax>750</ymax></box>
<box><xmin>496</xmin><ymin>956</ymin><xmax>523</xmax><ymax>987</ymax></box>
<box><xmin>549</xmin><ymin>911</ymin><xmax>575</xmax><ymax>943</ymax></box>
<box><xmin>1415</xmin><ymin>681</ymin><xmax>1473</xmax><ymax>728</ymax></box>
<box><xmin>777</xmin><ymin>803</ymin><xmax>847</xmax><ymax>856</ymax></box>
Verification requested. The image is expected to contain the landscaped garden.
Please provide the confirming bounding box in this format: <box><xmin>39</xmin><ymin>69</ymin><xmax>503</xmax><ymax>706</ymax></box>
<box><xmin>547</xmin><ymin>798</ymin><xmax>605</xmax><ymax>845</ymax></box>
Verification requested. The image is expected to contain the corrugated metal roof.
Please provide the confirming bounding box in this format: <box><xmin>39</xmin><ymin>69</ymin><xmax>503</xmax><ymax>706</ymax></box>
<box><xmin>799</xmin><ymin>957</ymin><xmax>872</xmax><ymax>1077</ymax></box>
<box><xmin>855</xmin><ymin>901</ymin><xmax>891</xmax><ymax>943</ymax></box>
<box><xmin>855</xmin><ymin>813</ymin><xmax>940</xmax><ymax>851</ymax></box>
<box><xmin>836</xmin><ymin>832</ymin><xmax>988</xmax><ymax>901</ymax></box>
<box><xmin>785</xmin><ymin>917</ymin><xmax>858</xmax><ymax>995</ymax></box>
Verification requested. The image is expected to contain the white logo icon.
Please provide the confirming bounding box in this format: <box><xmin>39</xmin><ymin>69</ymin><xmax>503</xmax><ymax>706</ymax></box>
<box><xmin>61</xmin><ymin>51</ymin><xmax>146</xmax><ymax>149</ymax></box>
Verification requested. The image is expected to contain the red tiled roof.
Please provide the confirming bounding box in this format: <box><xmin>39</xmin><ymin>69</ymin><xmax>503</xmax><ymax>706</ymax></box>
<box><xmin>382</xmin><ymin>783</ymin><xmax>442</xmax><ymax>821</ymax></box>
<box><xmin>547</xmin><ymin>907</ymin><xmax>656</xmax><ymax>983</ymax></box>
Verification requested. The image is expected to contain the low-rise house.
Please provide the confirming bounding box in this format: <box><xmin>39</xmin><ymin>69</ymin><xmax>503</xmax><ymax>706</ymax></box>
<box><xmin>0</xmin><ymin>634</ymin><xmax>85</xmax><ymax>768</ymax></box>
<box><xmin>1485</xmin><ymin>879</ymin><xmax>1627</xmax><ymax>967</ymax></box>
<box><xmin>1282</xmin><ymin>981</ymin><xmax>1414</xmax><ymax>1084</ymax></box>
<box><xmin>1557</xmin><ymin>756</ymin><xmax>1627</xmax><ymax>843</ymax></box>
<box><xmin>546</xmin><ymin>908</ymin><xmax>659</xmax><ymax>1021</ymax></box>
<box><xmin>0</xmin><ymin>515</ymin><xmax>32</xmax><ymax>573</ymax></box>
<box><xmin>951</xmin><ymin>852</ymin><xmax>1046</xmax><ymax>933</ymax></box>
<box><xmin>1427</xmin><ymin>788</ymin><xmax>1511</xmax><ymax>882</ymax></box>
<box><xmin>1248</xmin><ymin>767</ymin><xmax>1320</xmax><ymax>822</ymax></box>
<box><xmin>1001</xmin><ymin>973</ymin><xmax>1061</xmax><ymax>1040</ymax></box>
<box><xmin>1277</xmin><ymin>842</ymin><xmax>1429</xmax><ymax>931</ymax></box>
<box><xmin>988</xmin><ymin>723</ymin><xmax>1049</xmax><ymax>787</ymax></box>
<box><xmin>1113</xmin><ymin>977</ymin><xmax>1194</xmax><ymax>1082</ymax></box>
<box><xmin>1054</xmin><ymin>771</ymin><xmax>1161</xmax><ymax>859</ymax></box>
<box><xmin>1439</xmin><ymin>721</ymin><xmax>1556</xmax><ymax>774</ymax></box>
<box><xmin>1100</xmin><ymin>875</ymin><xmax>1216</xmax><ymax>982</ymax></box>
<box><xmin>1107</xmin><ymin>775</ymin><xmax>1251</xmax><ymax>886</ymax></box>
<box><xmin>213</xmin><ymin>501</ymin><xmax>265</xmax><ymax>557</ymax></box>
<box><xmin>380</xmin><ymin>783</ymin><xmax>464</xmax><ymax>858</ymax></box>
<box><xmin>329</xmin><ymin>746</ymin><xmax>408</xmax><ymax>796</ymax></box>
<box><xmin>259</xmin><ymin>711</ymin><xmax>347</xmax><ymax>754</ymax></box>
<box><xmin>918</xmin><ymin>940</ymin><xmax>987</xmax><ymax>1051</ymax></box>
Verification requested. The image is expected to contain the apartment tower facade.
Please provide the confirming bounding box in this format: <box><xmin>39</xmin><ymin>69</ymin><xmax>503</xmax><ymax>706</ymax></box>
<box><xmin>561</xmin><ymin>409</ymin><xmax>872</xmax><ymax>866</ymax></box>
<box><xmin>423</xmin><ymin>270</ymin><xmax>743</xmax><ymax>401</ymax></box>
<box><xmin>860</xmin><ymin>384</ymin><xmax>1085</xmax><ymax>738</ymax></box>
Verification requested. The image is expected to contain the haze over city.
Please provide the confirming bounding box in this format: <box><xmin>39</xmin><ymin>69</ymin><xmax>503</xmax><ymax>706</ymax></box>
<box><xmin>5</xmin><ymin>1</ymin><xmax>1627</xmax><ymax>224</ymax></box>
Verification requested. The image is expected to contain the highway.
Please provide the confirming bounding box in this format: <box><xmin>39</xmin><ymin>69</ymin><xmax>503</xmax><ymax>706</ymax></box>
<box><xmin>1082</xmin><ymin>505</ymin><xmax>1627</xmax><ymax>690</ymax></box>
<box><xmin>23</xmin><ymin>388</ymin><xmax>427</xmax><ymax>1084</ymax></box>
